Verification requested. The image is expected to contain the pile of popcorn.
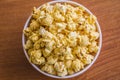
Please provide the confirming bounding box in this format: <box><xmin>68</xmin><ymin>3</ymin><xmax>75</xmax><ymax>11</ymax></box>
<box><xmin>23</xmin><ymin>3</ymin><xmax>99</xmax><ymax>76</ymax></box>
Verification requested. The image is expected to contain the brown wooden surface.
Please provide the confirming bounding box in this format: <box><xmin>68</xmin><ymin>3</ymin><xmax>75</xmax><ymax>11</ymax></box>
<box><xmin>0</xmin><ymin>0</ymin><xmax>120</xmax><ymax>80</ymax></box>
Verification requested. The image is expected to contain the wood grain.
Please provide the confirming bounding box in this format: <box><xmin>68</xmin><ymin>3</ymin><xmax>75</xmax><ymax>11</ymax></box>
<box><xmin>0</xmin><ymin>0</ymin><xmax>120</xmax><ymax>80</ymax></box>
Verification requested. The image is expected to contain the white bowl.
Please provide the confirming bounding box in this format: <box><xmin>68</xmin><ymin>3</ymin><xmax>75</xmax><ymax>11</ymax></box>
<box><xmin>22</xmin><ymin>0</ymin><xmax>102</xmax><ymax>79</ymax></box>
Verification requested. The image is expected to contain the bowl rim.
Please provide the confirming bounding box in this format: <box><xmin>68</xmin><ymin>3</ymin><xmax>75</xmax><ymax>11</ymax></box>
<box><xmin>22</xmin><ymin>0</ymin><xmax>102</xmax><ymax>79</ymax></box>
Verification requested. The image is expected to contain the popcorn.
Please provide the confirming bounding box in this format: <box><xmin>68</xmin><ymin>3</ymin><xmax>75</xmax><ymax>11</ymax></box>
<box><xmin>65</xmin><ymin>53</ymin><xmax>74</xmax><ymax>60</ymax></box>
<box><xmin>56</xmin><ymin>22</ymin><xmax>67</xmax><ymax>32</ymax></box>
<box><xmin>72</xmin><ymin>59</ymin><xmax>84</xmax><ymax>72</ymax></box>
<box><xmin>70</xmin><ymin>11</ymin><xmax>78</xmax><ymax>20</ymax></box>
<box><xmin>41</xmin><ymin>64</ymin><xmax>56</xmax><ymax>75</ymax></box>
<box><xmin>67</xmin><ymin>38</ymin><xmax>77</xmax><ymax>47</ymax></box>
<box><xmin>57</xmin><ymin>68</ymin><xmax>68</xmax><ymax>76</ymax></box>
<box><xmin>45</xmin><ymin>40</ymin><xmax>55</xmax><ymax>50</ymax></box>
<box><xmin>68</xmin><ymin>31</ymin><xmax>78</xmax><ymax>39</ymax></box>
<box><xmin>31</xmin><ymin>50</ymin><xmax>42</xmax><ymax>59</ymax></box>
<box><xmin>24</xmin><ymin>3</ymin><xmax>99</xmax><ymax>76</ymax></box>
<box><xmin>79</xmin><ymin>35</ymin><xmax>90</xmax><ymax>46</ymax></box>
<box><xmin>29</xmin><ymin>20</ymin><xmax>40</xmax><ymax>31</ymax></box>
<box><xmin>41</xmin><ymin>4</ymin><xmax>53</xmax><ymax>13</ymax></box>
<box><xmin>87</xmin><ymin>15</ymin><xmax>96</xmax><ymax>25</ymax></box>
<box><xmin>54</xmin><ymin>11</ymin><xmax>65</xmax><ymax>21</ymax></box>
<box><xmin>90</xmin><ymin>31</ymin><xmax>99</xmax><ymax>40</ymax></box>
<box><xmin>47</xmin><ymin>55</ymin><xmax>58</xmax><ymax>64</ymax></box>
<box><xmin>65</xmin><ymin>60</ymin><xmax>72</xmax><ymax>68</ymax></box>
<box><xmin>23</xmin><ymin>27</ymin><xmax>32</xmax><ymax>37</ymax></box>
<box><xmin>82</xmin><ymin>54</ymin><xmax>94</xmax><ymax>64</ymax></box>
<box><xmin>29</xmin><ymin>33</ymin><xmax>39</xmax><ymax>43</ymax></box>
<box><xmin>73</xmin><ymin>46</ymin><xmax>81</xmax><ymax>54</ymax></box>
<box><xmin>24</xmin><ymin>40</ymin><xmax>33</xmax><ymax>49</ymax></box>
<box><xmin>39</xmin><ymin>26</ymin><xmax>54</xmax><ymax>39</ymax></box>
<box><xmin>65</xmin><ymin>47</ymin><xmax>72</xmax><ymax>54</ymax></box>
<box><xmin>39</xmin><ymin>14</ymin><xmax>53</xmax><ymax>26</ymax></box>
<box><xmin>42</xmin><ymin>48</ymin><xmax>51</xmax><ymax>57</ymax></box>
<box><xmin>77</xmin><ymin>17</ymin><xmax>86</xmax><ymax>24</ymax></box>
<box><xmin>39</xmin><ymin>26</ymin><xmax>46</xmax><ymax>36</ymax></box>
<box><xmin>32</xmin><ymin>7</ymin><xmax>40</xmax><ymax>19</ymax></box>
<box><xmin>67</xmin><ymin>21</ymin><xmax>77</xmax><ymax>31</ymax></box>
<box><xmin>31</xmin><ymin>57</ymin><xmax>45</xmax><ymax>65</ymax></box>
<box><xmin>88</xmin><ymin>41</ymin><xmax>99</xmax><ymax>53</ymax></box>
<box><xmin>54</xmin><ymin>62</ymin><xmax>68</xmax><ymax>76</ymax></box>
<box><xmin>55</xmin><ymin>3</ymin><xmax>67</xmax><ymax>15</ymax></box>
<box><xmin>68</xmin><ymin>68</ymin><xmax>74</xmax><ymax>75</ymax></box>
<box><xmin>58</xmin><ymin>56</ymin><xmax>64</xmax><ymax>61</ymax></box>
<box><xmin>54</xmin><ymin>62</ymin><xmax>65</xmax><ymax>73</ymax></box>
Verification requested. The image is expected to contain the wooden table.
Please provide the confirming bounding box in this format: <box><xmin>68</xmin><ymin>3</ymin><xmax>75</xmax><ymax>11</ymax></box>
<box><xmin>0</xmin><ymin>0</ymin><xmax>120</xmax><ymax>80</ymax></box>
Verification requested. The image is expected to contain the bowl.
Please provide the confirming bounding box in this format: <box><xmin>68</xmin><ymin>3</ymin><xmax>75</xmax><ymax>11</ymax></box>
<box><xmin>22</xmin><ymin>0</ymin><xmax>102</xmax><ymax>79</ymax></box>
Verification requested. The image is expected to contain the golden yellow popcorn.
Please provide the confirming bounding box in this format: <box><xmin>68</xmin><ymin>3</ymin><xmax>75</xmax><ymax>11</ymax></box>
<box><xmin>42</xmin><ymin>48</ymin><xmax>51</xmax><ymax>57</ymax></box>
<box><xmin>65</xmin><ymin>47</ymin><xmax>72</xmax><ymax>54</ymax></box>
<box><xmin>31</xmin><ymin>57</ymin><xmax>45</xmax><ymax>65</ymax></box>
<box><xmin>82</xmin><ymin>54</ymin><xmax>94</xmax><ymax>65</ymax></box>
<box><xmin>77</xmin><ymin>17</ymin><xmax>86</xmax><ymax>24</ymax></box>
<box><xmin>73</xmin><ymin>46</ymin><xmax>83</xmax><ymax>59</ymax></box>
<box><xmin>79</xmin><ymin>35</ymin><xmax>90</xmax><ymax>46</ymax></box>
<box><xmin>24</xmin><ymin>40</ymin><xmax>33</xmax><ymax>49</ymax></box>
<box><xmin>28</xmin><ymin>48</ymin><xmax>34</xmax><ymax>56</ymax></box>
<box><xmin>54</xmin><ymin>62</ymin><xmax>65</xmax><ymax>73</ymax></box>
<box><xmin>67</xmin><ymin>38</ymin><xmax>77</xmax><ymax>47</ymax></box>
<box><xmin>72</xmin><ymin>59</ymin><xmax>84</xmax><ymax>72</ymax></box>
<box><xmin>70</xmin><ymin>11</ymin><xmax>78</xmax><ymax>20</ymax></box>
<box><xmin>68</xmin><ymin>31</ymin><xmax>78</xmax><ymax>39</ymax></box>
<box><xmin>32</xmin><ymin>7</ymin><xmax>40</xmax><ymax>19</ymax></box>
<box><xmin>55</xmin><ymin>3</ymin><xmax>67</xmax><ymax>15</ymax></box>
<box><xmin>65</xmin><ymin>3</ymin><xmax>74</xmax><ymax>12</ymax></box>
<box><xmin>41</xmin><ymin>4</ymin><xmax>53</xmax><ymax>13</ymax></box>
<box><xmin>58</xmin><ymin>56</ymin><xmax>64</xmax><ymax>61</ymax></box>
<box><xmin>56</xmin><ymin>22</ymin><xmax>67</xmax><ymax>32</ymax></box>
<box><xmin>39</xmin><ymin>14</ymin><xmax>53</xmax><ymax>26</ymax></box>
<box><xmin>54</xmin><ymin>11</ymin><xmax>65</xmax><ymax>21</ymax></box>
<box><xmin>49</xmin><ymin>25</ymin><xmax>58</xmax><ymax>35</ymax></box>
<box><xmin>64</xmin><ymin>47</ymin><xmax>74</xmax><ymax>60</ymax></box>
<box><xmin>45</xmin><ymin>40</ymin><xmax>55</xmax><ymax>50</ymax></box>
<box><xmin>34</xmin><ymin>42</ymin><xmax>40</xmax><ymax>49</ymax></box>
<box><xmin>65</xmin><ymin>53</ymin><xmax>74</xmax><ymax>60</ymax></box>
<box><xmin>87</xmin><ymin>15</ymin><xmax>96</xmax><ymax>25</ymax></box>
<box><xmin>23</xmin><ymin>27</ymin><xmax>32</xmax><ymax>37</ymax></box>
<box><xmin>80</xmin><ymin>47</ymin><xmax>88</xmax><ymax>54</ymax></box>
<box><xmin>41</xmin><ymin>64</ymin><xmax>56</xmax><ymax>75</ymax></box>
<box><xmin>88</xmin><ymin>41</ymin><xmax>99</xmax><ymax>53</ymax></box>
<box><xmin>67</xmin><ymin>68</ymin><xmax>74</xmax><ymax>75</ymax></box>
<box><xmin>47</xmin><ymin>55</ymin><xmax>58</xmax><ymax>64</ymax></box>
<box><xmin>30</xmin><ymin>50</ymin><xmax>42</xmax><ymax>59</ymax></box>
<box><xmin>29</xmin><ymin>20</ymin><xmax>40</xmax><ymax>31</ymax></box>
<box><xmin>65</xmin><ymin>60</ymin><xmax>72</xmax><ymax>68</ymax></box>
<box><xmin>73</xmin><ymin>46</ymin><xmax>81</xmax><ymax>54</ymax></box>
<box><xmin>90</xmin><ymin>31</ymin><xmax>99</xmax><ymax>40</ymax></box>
<box><xmin>24</xmin><ymin>3</ymin><xmax>100</xmax><ymax>76</ymax></box>
<box><xmin>39</xmin><ymin>26</ymin><xmax>55</xmax><ymax>39</ymax></box>
<box><xmin>57</xmin><ymin>68</ymin><xmax>68</xmax><ymax>76</ymax></box>
<box><xmin>67</xmin><ymin>21</ymin><xmax>77</xmax><ymax>31</ymax></box>
<box><xmin>29</xmin><ymin>33</ymin><xmax>39</xmax><ymax>43</ymax></box>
